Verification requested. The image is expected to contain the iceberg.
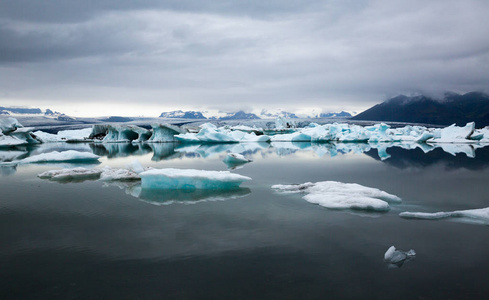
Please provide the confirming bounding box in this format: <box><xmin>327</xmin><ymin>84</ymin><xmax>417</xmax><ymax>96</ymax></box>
<box><xmin>272</xmin><ymin>181</ymin><xmax>401</xmax><ymax>211</ymax></box>
<box><xmin>0</xmin><ymin>117</ymin><xmax>39</xmax><ymax>146</ymax></box>
<box><xmin>429</xmin><ymin>122</ymin><xmax>477</xmax><ymax>143</ymax></box>
<box><xmin>140</xmin><ymin>168</ymin><xmax>251</xmax><ymax>190</ymax></box>
<box><xmin>38</xmin><ymin>167</ymin><xmax>103</xmax><ymax>181</ymax></box>
<box><xmin>400</xmin><ymin>207</ymin><xmax>489</xmax><ymax>225</ymax></box>
<box><xmin>101</xmin><ymin>125</ymin><xmax>151</xmax><ymax>143</ymax></box>
<box><xmin>147</xmin><ymin>124</ymin><xmax>186</xmax><ymax>143</ymax></box>
<box><xmin>0</xmin><ymin>117</ymin><xmax>22</xmax><ymax>134</ymax></box>
<box><xmin>384</xmin><ymin>246</ymin><xmax>416</xmax><ymax>268</ymax></box>
<box><xmin>12</xmin><ymin>150</ymin><xmax>100</xmax><ymax>164</ymax></box>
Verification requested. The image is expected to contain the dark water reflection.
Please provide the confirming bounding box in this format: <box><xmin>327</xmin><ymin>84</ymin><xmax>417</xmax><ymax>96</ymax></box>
<box><xmin>2</xmin><ymin>142</ymin><xmax>489</xmax><ymax>298</ymax></box>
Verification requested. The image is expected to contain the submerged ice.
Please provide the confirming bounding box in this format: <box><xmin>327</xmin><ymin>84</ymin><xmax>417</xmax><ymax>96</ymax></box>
<box><xmin>140</xmin><ymin>168</ymin><xmax>251</xmax><ymax>190</ymax></box>
<box><xmin>272</xmin><ymin>181</ymin><xmax>401</xmax><ymax>211</ymax></box>
<box><xmin>13</xmin><ymin>150</ymin><xmax>100</xmax><ymax>164</ymax></box>
<box><xmin>400</xmin><ymin>207</ymin><xmax>489</xmax><ymax>225</ymax></box>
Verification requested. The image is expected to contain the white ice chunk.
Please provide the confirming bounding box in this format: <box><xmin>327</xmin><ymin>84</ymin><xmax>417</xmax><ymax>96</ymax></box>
<box><xmin>430</xmin><ymin>122</ymin><xmax>476</xmax><ymax>143</ymax></box>
<box><xmin>33</xmin><ymin>128</ymin><xmax>92</xmax><ymax>143</ymax></box>
<box><xmin>400</xmin><ymin>207</ymin><xmax>489</xmax><ymax>225</ymax></box>
<box><xmin>0</xmin><ymin>134</ymin><xmax>28</xmax><ymax>147</ymax></box>
<box><xmin>140</xmin><ymin>168</ymin><xmax>251</xmax><ymax>190</ymax></box>
<box><xmin>0</xmin><ymin>117</ymin><xmax>22</xmax><ymax>134</ymax></box>
<box><xmin>272</xmin><ymin>181</ymin><xmax>401</xmax><ymax>211</ymax></box>
<box><xmin>14</xmin><ymin>150</ymin><xmax>100</xmax><ymax>164</ymax></box>
<box><xmin>99</xmin><ymin>166</ymin><xmax>141</xmax><ymax>181</ymax></box>
<box><xmin>38</xmin><ymin>167</ymin><xmax>102</xmax><ymax>180</ymax></box>
<box><xmin>223</xmin><ymin>153</ymin><xmax>252</xmax><ymax>164</ymax></box>
<box><xmin>384</xmin><ymin>246</ymin><xmax>416</xmax><ymax>268</ymax></box>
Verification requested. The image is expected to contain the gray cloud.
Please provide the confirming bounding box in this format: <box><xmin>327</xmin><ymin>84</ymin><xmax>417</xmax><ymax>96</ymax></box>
<box><xmin>0</xmin><ymin>0</ymin><xmax>488</xmax><ymax>116</ymax></box>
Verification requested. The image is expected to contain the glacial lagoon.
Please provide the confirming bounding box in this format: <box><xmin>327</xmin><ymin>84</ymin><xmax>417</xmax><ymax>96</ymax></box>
<box><xmin>2</xmin><ymin>142</ymin><xmax>489</xmax><ymax>299</ymax></box>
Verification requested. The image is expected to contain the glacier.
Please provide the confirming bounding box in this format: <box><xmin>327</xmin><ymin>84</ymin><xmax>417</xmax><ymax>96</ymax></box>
<box><xmin>384</xmin><ymin>246</ymin><xmax>416</xmax><ymax>268</ymax></box>
<box><xmin>140</xmin><ymin>168</ymin><xmax>251</xmax><ymax>190</ymax></box>
<box><xmin>272</xmin><ymin>181</ymin><xmax>401</xmax><ymax>211</ymax></box>
<box><xmin>400</xmin><ymin>207</ymin><xmax>489</xmax><ymax>225</ymax></box>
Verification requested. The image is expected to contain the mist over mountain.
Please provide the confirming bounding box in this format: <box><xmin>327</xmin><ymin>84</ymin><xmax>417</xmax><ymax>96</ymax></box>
<box><xmin>352</xmin><ymin>92</ymin><xmax>489</xmax><ymax>127</ymax></box>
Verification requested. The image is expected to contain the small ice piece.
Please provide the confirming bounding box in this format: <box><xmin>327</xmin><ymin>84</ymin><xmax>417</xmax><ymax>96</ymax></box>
<box><xmin>400</xmin><ymin>207</ymin><xmax>489</xmax><ymax>225</ymax></box>
<box><xmin>223</xmin><ymin>153</ymin><xmax>252</xmax><ymax>164</ymax></box>
<box><xmin>99</xmin><ymin>166</ymin><xmax>141</xmax><ymax>181</ymax></box>
<box><xmin>384</xmin><ymin>246</ymin><xmax>416</xmax><ymax>268</ymax></box>
<box><xmin>38</xmin><ymin>167</ymin><xmax>102</xmax><ymax>181</ymax></box>
<box><xmin>140</xmin><ymin>168</ymin><xmax>251</xmax><ymax>190</ymax></box>
<box><xmin>15</xmin><ymin>150</ymin><xmax>100</xmax><ymax>164</ymax></box>
<box><xmin>272</xmin><ymin>181</ymin><xmax>401</xmax><ymax>211</ymax></box>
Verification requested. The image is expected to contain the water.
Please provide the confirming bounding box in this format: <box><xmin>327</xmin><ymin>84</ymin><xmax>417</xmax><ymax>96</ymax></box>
<box><xmin>1</xmin><ymin>142</ymin><xmax>489</xmax><ymax>299</ymax></box>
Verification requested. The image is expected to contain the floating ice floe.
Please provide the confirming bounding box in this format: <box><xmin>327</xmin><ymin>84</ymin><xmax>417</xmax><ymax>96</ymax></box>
<box><xmin>12</xmin><ymin>150</ymin><xmax>100</xmax><ymax>164</ymax></box>
<box><xmin>38</xmin><ymin>167</ymin><xmax>103</xmax><ymax>181</ymax></box>
<box><xmin>140</xmin><ymin>168</ymin><xmax>251</xmax><ymax>190</ymax></box>
<box><xmin>384</xmin><ymin>246</ymin><xmax>416</xmax><ymax>268</ymax></box>
<box><xmin>223</xmin><ymin>153</ymin><xmax>252</xmax><ymax>167</ymax></box>
<box><xmin>400</xmin><ymin>207</ymin><xmax>489</xmax><ymax>225</ymax></box>
<box><xmin>272</xmin><ymin>181</ymin><xmax>401</xmax><ymax>211</ymax></box>
<box><xmin>33</xmin><ymin>128</ymin><xmax>92</xmax><ymax>143</ymax></box>
<box><xmin>99</xmin><ymin>160</ymin><xmax>148</xmax><ymax>181</ymax></box>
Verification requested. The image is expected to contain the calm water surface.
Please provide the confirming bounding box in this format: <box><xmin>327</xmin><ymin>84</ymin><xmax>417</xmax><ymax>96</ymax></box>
<box><xmin>1</xmin><ymin>142</ymin><xmax>489</xmax><ymax>299</ymax></box>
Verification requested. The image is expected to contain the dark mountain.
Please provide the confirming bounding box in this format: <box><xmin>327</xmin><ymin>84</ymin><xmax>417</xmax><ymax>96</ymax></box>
<box><xmin>352</xmin><ymin>92</ymin><xmax>489</xmax><ymax>127</ymax></box>
<box><xmin>159</xmin><ymin>110</ymin><xmax>207</xmax><ymax>119</ymax></box>
<box><xmin>319</xmin><ymin>111</ymin><xmax>352</xmax><ymax>118</ymax></box>
<box><xmin>219</xmin><ymin>111</ymin><xmax>261</xmax><ymax>120</ymax></box>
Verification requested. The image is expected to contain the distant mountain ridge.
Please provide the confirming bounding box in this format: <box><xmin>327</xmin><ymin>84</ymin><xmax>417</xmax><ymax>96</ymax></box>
<box><xmin>319</xmin><ymin>111</ymin><xmax>352</xmax><ymax>118</ymax></box>
<box><xmin>0</xmin><ymin>106</ymin><xmax>75</xmax><ymax>121</ymax></box>
<box><xmin>352</xmin><ymin>92</ymin><xmax>489</xmax><ymax>127</ymax></box>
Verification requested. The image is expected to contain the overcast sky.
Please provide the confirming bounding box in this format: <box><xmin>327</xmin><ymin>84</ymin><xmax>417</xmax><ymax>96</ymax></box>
<box><xmin>1</xmin><ymin>0</ymin><xmax>488</xmax><ymax>117</ymax></box>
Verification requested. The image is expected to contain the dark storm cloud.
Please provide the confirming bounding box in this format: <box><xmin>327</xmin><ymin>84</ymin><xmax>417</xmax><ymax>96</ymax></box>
<box><xmin>0</xmin><ymin>0</ymin><xmax>322</xmax><ymax>23</ymax></box>
<box><xmin>0</xmin><ymin>0</ymin><xmax>488</xmax><ymax>116</ymax></box>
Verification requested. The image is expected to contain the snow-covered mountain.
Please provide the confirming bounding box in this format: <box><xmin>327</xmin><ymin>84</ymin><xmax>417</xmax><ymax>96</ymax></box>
<box><xmin>219</xmin><ymin>111</ymin><xmax>261</xmax><ymax>120</ymax></box>
<box><xmin>159</xmin><ymin>110</ymin><xmax>207</xmax><ymax>119</ymax></box>
<box><xmin>258</xmin><ymin>109</ymin><xmax>298</xmax><ymax>119</ymax></box>
<box><xmin>0</xmin><ymin>106</ymin><xmax>75</xmax><ymax>121</ymax></box>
